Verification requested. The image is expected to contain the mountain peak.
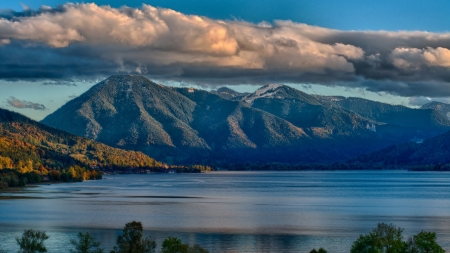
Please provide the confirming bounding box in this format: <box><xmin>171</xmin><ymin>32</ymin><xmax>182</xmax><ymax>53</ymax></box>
<box><xmin>242</xmin><ymin>84</ymin><xmax>285</xmax><ymax>104</ymax></box>
<box><xmin>216</xmin><ymin>87</ymin><xmax>237</xmax><ymax>93</ymax></box>
<box><xmin>422</xmin><ymin>101</ymin><xmax>449</xmax><ymax>108</ymax></box>
<box><xmin>421</xmin><ymin>101</ymin><xmax>450</xmax><ymax>120</ymax></box>
<box><xmin>210</xmin><ymin>87</ymin><xmax>250</xmax><ymax>100</ymax></box>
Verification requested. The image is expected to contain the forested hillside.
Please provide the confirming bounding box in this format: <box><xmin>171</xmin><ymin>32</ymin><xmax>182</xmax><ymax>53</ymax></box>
<box><xmin>0</xmin><ymin>108</ymin><xmax>164</xmax><ymax>188</ymax></box>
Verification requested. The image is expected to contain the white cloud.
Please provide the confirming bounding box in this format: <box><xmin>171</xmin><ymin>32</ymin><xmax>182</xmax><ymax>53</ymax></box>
<box><xmin>6</xmin><ymin>97</ymin><xmax>46</xmax><ymax>110</ymax></box>
<box><xmin>0</xmin><ymin>3</ymin><xmax>362</xmax><ymax>73</ymax></box>
<box><xmin>1</xmin><ymin>3</ymin><xmax>450</xmax><ymax>98</ymax></box>
<box><xmin>391</xmin><ymin>47</ymin><xmax>450</xmax><ymax>69</ymax></box>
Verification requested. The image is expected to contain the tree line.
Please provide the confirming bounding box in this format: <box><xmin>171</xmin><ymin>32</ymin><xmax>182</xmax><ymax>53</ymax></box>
<box><xmin>1</xmin><ymin>221</ymin><xmax>209</xmax><ymax>253</ymax></box>
<box><xmin>0</xmin><ymin>165</ymin><xmax>102</xmax><ymax>189</ymax></box>
<box><xmin>310</xmin><ymin>223</ymin><xmax>445</xmax><ymax>253</ymax></box>
<box><xmin>0</xmin><ymin>222</ymin><xmax>445</xmax><ymax>253</ymax></box>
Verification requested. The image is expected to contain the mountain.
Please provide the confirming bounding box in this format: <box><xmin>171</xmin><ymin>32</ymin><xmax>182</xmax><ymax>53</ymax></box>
<box><xmin>41</xmin><ymin>75</ymin><xmax>450</xmax><ymax>165</ymax></box>
<box><xmin>318</xmin><ymin>96</ymin><xmax>450</xmax><ymax>130</ymax></box>
<box><xmin>241</xmin><ymin>84</ymin><xmax>371</xmax><ymax>135</ymax></box>
<box><xmin>351</xmin><ymin>130</ymin><xmax>450</xmax><ymax>166</ymax></box>
<box><xmin>210</xmin><ymin>87</ymin><xmax>249</xmax><ymax>100</ymax></box>
<box><xmin>41</xmin><ymin>75</ymin><xmax>210</xmax><ymax>164</ymax></box>
<box><xmin>421</xmin><ymin>101</ymin><xmax>450</xmax><ymax>120</ymax></box>
<box><xmin>42</xmin><ymin>75</ymin><xmax>322</xmax><ymax>164</ymax></box>
<box><xmin>235</xmin><ymin>84</ymin><xmax>450</xmax><ymax>162</ymax></box>
<box><xmin>316</xmin><ymin>96</ymin><xmax>450</xmax><ymax>141</ymax></box>
<box><xmin>0</xmin><ymin>108</ymin><xmax>161</xmax><ymax>171</ymax></box>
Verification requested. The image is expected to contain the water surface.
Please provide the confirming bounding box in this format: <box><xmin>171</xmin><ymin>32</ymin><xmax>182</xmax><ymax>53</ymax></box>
<box><xmin>1</xmin><ymin>171</ymin><xmax>450</xmax><ymax>252</ymax></box>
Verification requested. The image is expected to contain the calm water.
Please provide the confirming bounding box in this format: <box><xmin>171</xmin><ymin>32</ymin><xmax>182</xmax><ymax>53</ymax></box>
<box><xmin>1</xmin><ymin>171</ymin><xmax>450</xmax><ymax>252</ymax></box>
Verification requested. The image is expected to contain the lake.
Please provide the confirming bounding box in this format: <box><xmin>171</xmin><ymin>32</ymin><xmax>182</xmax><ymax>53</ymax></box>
<box><xmin>1</xmin><ymin>171</ymin><xmax>450</xmax><ymax>252</ymax></box>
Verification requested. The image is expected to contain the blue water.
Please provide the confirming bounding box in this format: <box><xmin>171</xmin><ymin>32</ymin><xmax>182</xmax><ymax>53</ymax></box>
<box><xmin>1</xmin><ymin>171</ymin><xmax>450</xmax><ymax>252</ymax></box>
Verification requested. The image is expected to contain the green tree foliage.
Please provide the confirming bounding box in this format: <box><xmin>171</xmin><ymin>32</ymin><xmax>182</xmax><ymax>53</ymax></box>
<box><xmin>161</xmin><ymin>237</ymin><xmax>184</xmax><ymax>253</ymax></box>
<box><xmin>0</xmin><ymin>108</ymin><xmax>162</xmax><ymax>178</ymax></box>
<box><xmin>310</xmin><ymin>248</ymin><xmax>327</xmax><ymax>253</ymax></box>
<box><xmin>351</xmin><ymin>223</ymin><xmax>407</xmax><ymax>253</ymax></box>
<box><xmin>70</xmin><ymin>232</ymin><xmax>104</xmax><ymax>253</ymax></box>
<box><xmin>407</xmin><ymin>231</ymin><xmax>445</xmax><ymax>253</ymax></box>
<box><xmin>161</xmin><ymin>236</ymin><xmax>209</xmax><ymax>253</ymax></box>
<box><xmin>16</xmin><ymin>229</ymin><xmax>49</xmax><ymax>253</ymax></box>
<box><xmin>110</xmin><ymin>221</ymin><xmax>156</xmax><ymax>253</ymax></box>
<box><xmin>350</xmin><ymin>223</ymin><xmax>446</xmax><ymax>253</ymax></box>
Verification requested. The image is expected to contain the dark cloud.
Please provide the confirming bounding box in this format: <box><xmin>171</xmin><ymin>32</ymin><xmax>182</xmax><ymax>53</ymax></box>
<box><xmin>6</xmin><ymin>97</ymin><xmax>46</xmax><ymax>110</ymax></box>
<box><xmin>0</xmin><ymin>3</ymin><xmax>450</xmax><ymax>98</ymax></box>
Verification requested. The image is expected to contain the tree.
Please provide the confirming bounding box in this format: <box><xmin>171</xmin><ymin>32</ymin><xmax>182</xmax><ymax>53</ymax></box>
<box><xmin>186</xmin><ymin>244</ymin><xmax>209</xmax><ymax>253</ymax></box>
<box><xmin>350</xmin><ymin>223</ymin><xmax>407</xmax><ymax>253</ymax></box>
<box><xmin>407</xmin><ymin>231</ymin><xmax>445</xmax><ymax>253</ymax></box>
<box><xmin>16</xmin><ymin>229</ymin><xmax>49</xmax><ymax>253</ymax></box>
<box><xmin>70</xmin><ymin>232</ymin><xmax>104</xmax><ymax>253</ymax></box>
<box><xmin>161</xmin><ymin>237</ymin><xmax>209</xmax><ymax>253</ymax></box>
<box><xmin>310</xmin><ymin>248</ymin><xmax>327</xmax><ymax>253</ymax></box>
<box><xmin>110</xmin><ymin>221</ymin><xmax>156</xmax><ymax>253</ymax></box>
<box><xmin>161</xmin><ymin>237</ymin><xmax>186</xmax><ymax>253</ymax></box>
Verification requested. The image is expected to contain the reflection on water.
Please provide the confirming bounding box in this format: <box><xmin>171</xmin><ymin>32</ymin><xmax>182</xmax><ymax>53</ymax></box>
<box><xmin>1</xmin><ymin>171</ymin><xmax>450</xmax><ymax>252</ymax></box>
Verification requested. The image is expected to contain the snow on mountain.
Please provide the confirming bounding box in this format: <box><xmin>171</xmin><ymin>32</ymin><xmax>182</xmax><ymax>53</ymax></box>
<box><xmin>242</xmin><ymin>84</ymin><xmax>283</xmax><ymax>104</ymax></box>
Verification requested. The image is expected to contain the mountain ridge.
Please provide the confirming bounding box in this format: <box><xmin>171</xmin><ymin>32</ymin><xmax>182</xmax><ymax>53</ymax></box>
<box><xmin>41</xmin><ymin>75</ymin><xmax>450</xmax><ymax>165</ymax></box>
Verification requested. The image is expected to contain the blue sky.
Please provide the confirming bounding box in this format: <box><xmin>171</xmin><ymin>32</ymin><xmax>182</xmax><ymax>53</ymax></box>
<box><xmin>1</xmin><ymin>0</ymin><xmax>450</xmax><ymax>120</ymax></box>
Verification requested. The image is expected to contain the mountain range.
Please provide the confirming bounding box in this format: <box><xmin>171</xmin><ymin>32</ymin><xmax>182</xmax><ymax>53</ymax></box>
<box><xmin>352</xmin><ymin>129</ymin><xmax>450</xmax><ymax>166</ymax></box>
<box><xmin>39</xmin><ymin>75</ymin><xmax>450</xmax><ymax>165</ymax></box>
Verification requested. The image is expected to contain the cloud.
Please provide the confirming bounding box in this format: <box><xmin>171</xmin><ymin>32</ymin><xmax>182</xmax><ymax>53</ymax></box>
<box><xmin>6</xmin><ymin>97</ymin><xmax>46</xmax><ymax>110</ymax></box>
<box><xmin>1</xmin><ymin>3</ymin><xmax>450</xmax><ymax>97</ymax></box>
<box><xmin>391</xmin><ymin>47</ymin><xmax>450</xmax><ymax>69</ymax></box>
<box><xmin>409</xmin><ymin>96</ymin><xmax>450</xmax><ymax>106</ymax></box>
<box><xmin>42</xmin><ymin>80</ymin><xmax>77</xmax><ymax>86</ymax></box>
